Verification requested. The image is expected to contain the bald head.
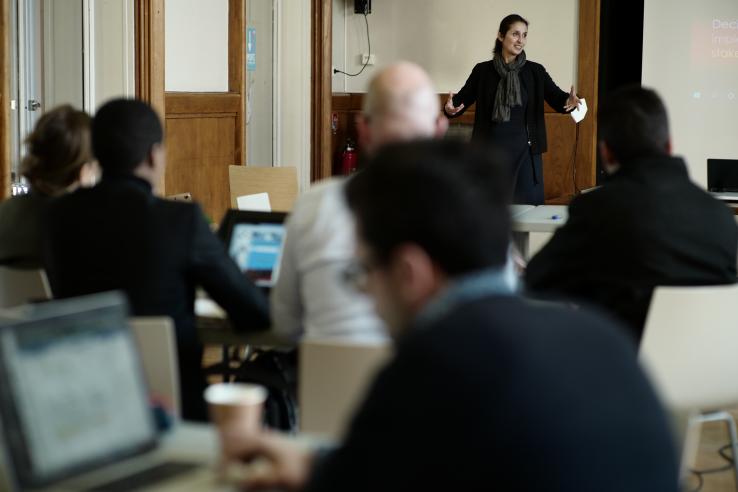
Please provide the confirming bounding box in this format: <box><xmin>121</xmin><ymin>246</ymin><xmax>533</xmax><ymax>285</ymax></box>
<box><xmin>359</xmin><ymin>62</ymin><xmax>446</xmax><ymax>153</ymax></box>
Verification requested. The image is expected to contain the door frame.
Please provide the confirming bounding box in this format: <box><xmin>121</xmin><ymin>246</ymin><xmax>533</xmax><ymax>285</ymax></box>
<box><xmin>0</xmin><ymin>0</ymin><xmax>11</xmax><ymax>198</ymax></box>
<box><xmin>310</xmin><ymin>0</ymin><xmax>332</xmax><ymax>182</ymax></box>
<box><xmin>134</xmin><ymin>0</ymin><xmax>165</xmax><ymax>192</ymax></box>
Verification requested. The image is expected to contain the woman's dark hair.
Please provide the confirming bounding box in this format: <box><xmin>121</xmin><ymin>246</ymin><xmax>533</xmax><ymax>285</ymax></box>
<box><xmin>494</xmin><ymin>14</ymin><xmax>529</xmax><ymax>57</ymax></box>
<box><xmin>345</xmin><ymin>139</ymin><xmax>512</xmax><ymax>277</ymax></box>
<box><xmin>21</xmin><ymin>105</ymin><xmax>92</xmax><ymax>196</ymax></box>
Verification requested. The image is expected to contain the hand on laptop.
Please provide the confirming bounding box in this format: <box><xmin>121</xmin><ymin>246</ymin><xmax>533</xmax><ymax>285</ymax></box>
<box><xmin>222</xmin><ymin>430</ymin><xmax>314</xmax><ymax>490</ymax></box>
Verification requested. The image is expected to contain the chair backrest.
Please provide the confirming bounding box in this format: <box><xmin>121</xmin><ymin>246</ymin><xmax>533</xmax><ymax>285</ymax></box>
<box><xmin>299</xmin><ymin>339</ymin><xmax>391</xmax><ymax>439</ymax></box>
<box><xmin>228</xmin><ymin>165</ymin><xmax>298</xmax><ymax>212</ymax></box>
<box><xmin>639</xmin><ymin>284</ymin><xmax>738</xmax><ymax>410</ymax></box>
<box><xmin>0</xmin><ymin>267</ymin><xmax>51</xmax><ymax>308</ymax></box>
<box><xmin>129</xmin><ymin>317</ymin><xmax>181</xmax><ymax>418</ymax></box>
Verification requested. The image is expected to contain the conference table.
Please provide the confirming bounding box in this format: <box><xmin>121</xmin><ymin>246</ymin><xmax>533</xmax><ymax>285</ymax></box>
<box><xmin>511</xmin><ymin>205</ymin><xmax>569</xmax><ymax>259</ymax></box>
<box><xmin>196</xmin><ymin>298</ymin><xmax>294</xmax><ymax>382</ymax></box>
<box><xmin>197</xmin><ymin>204</ymin><xmax>572</xmax><ymax>349</ymax></box>
<box><xmin>197</xmin><ymin>298</ymin><xmax>292</xmax><ymax>347</ymax></box>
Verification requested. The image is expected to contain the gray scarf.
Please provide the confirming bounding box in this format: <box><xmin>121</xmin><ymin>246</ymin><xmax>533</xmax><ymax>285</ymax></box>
<box><xmin>492</xmin><ymin>50</ymin><xmax>527</xmax><ymax>123</ymax></box>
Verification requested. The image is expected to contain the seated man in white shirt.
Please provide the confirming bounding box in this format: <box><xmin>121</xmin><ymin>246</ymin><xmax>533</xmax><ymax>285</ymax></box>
<box><xmin>271</xmin><ymin>62</ymin><xmax>448</xmax><ymax>341</ymax></box>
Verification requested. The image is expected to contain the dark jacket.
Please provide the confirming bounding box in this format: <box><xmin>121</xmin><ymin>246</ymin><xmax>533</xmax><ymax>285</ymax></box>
<box><xmin>305</xmin><ymin>295</ymin><xmax>678</xmax><ymax>492</ymax></box>
<box><xmin>0</xmin><ymin>192</ymin><xmax>52</xmax><ymax>268</ymax></box>
<box><xmin>43</xmin><ymin>175</ymin><xmax>270</xmax><ymax>420</ymax></box>
<box><xmin>446</xmin><ymin>59</ymin><xmax>570</xmax><ymax>154</ymax></box>
<box><xmin>526</xmin><ymin>155</ymin><xmax>738</xmax><ymax>341</ymax></box>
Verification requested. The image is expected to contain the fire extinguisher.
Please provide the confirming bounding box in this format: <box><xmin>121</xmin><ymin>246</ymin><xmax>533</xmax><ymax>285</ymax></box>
<box><xmin>339</xmin><ymin>139</ymin><xmax>359</xmax><ymax>175</ymax></box>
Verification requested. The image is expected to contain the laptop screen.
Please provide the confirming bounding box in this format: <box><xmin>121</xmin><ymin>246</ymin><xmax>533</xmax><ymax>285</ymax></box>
<box><xmin>707</xmin><ymin>159</ymin><xmax>738</xmax><ymax>192</ymax></box>
<box><xmin>0</xmin><ymin>293</ymin><xmax>156</xmax><ymax>488</ymax></box>
<box><xmin>219</xmin><ymin>210</ymin><xmax>288</xmax><ymax>288</ymax></box>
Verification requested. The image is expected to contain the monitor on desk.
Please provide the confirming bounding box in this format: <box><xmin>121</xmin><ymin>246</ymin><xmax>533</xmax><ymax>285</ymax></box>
<box><xmin>218</xmin><ymin>210</ymin><xmax>288</xmax><ymax>288</ymax></box>
<box><xmin>0</xmin><ymin>292</ymin><xmax>157</xmax><ymax>489</ymax></box>
<box><xmin>708</xmin><ymin>159</ymin><xmax>738</xmax><ymax>193</ymax></box>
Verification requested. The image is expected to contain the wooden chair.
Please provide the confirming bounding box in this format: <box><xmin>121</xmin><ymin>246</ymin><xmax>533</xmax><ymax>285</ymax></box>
<box><xmin>129</xmin><ymin>317</ymin><xmax>181</xmax><ymax>419</ymax></box>
<box><xmin>228</xmin><ymin>165</ymin><xmax>298</xmax><ymax>212</ymax></box>
<box><xmin>0</xmin><ymin>267</ymin><xmax>51</xmax><ymax>308</ymax></box>
<box><xmin>639</xmin><ymin>284</ymin><xmax>738</xmax><ymax>489</ymax></box>
<box><xmin>299</xmin><ymin>339</ymin><xmax>391</xmax><ymax>439</ymax></box>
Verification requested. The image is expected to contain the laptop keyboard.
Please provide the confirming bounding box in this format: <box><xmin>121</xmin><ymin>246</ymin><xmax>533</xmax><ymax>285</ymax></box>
<box><xmin>85</xmin><ymin>462</ymin><xmax>201</xmax><ymax>491</ymax></box>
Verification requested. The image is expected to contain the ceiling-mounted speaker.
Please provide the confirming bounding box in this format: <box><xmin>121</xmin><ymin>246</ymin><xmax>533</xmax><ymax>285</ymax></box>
<box><xmin>354</xmin><ymin>0</ymin><xmax>371</xmax><ymax>14</ymax></box>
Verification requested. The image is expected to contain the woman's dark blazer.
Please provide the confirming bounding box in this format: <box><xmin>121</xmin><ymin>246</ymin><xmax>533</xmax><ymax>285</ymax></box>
<box><xmin>445</xmin><ymin>60</ymin><xmax>571</xmax><ymax>155</ymax></box>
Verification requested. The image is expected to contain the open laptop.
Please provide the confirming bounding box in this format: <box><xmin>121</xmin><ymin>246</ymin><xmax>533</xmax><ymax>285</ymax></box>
<box><xmin>0</xmin><ymin>292</ymin><xmax>208</xmax><ymax>491</ymax></box>
<box><xmin>707</xmin><ymin>159</ymin><xmax>738</xmax><ymax>201</ymax></box>
<box><xmin>218</xmin><ymin>210</ymin><xmax>288</xmax><ymax>290</ymax></box>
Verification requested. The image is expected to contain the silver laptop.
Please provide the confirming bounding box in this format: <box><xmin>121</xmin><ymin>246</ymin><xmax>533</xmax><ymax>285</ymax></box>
<box><xmin>0</xmin><ymin>292</ymin><xmax>206</xmax><ymax>491</ymax></box>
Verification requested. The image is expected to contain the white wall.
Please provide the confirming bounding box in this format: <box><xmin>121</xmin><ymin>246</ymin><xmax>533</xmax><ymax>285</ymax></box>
<box><xmin>276</xmin><ymin>0</ymin><xmax>311</xmax><ymax>190</ymax></box>
<box><xmin>332</xmin><ymin>0</ymin><xmax>579</xmax><ymax>94</ymax></box>
<box><xmin>42</xmin><ymin>0</ymin><xmax>134</xmax><ymax>113</ymax></box>
<box><xmin>247</xmin><ymin>0</ymin><xmax>275</xmax><ymax>167</ymax></box>
<box><xmin>43</xmin><ymin>0</ymin><xmax>84</xmax><ymax>110</ymax></box>
<box><xmin>165</xmin><ymin>0</ymin><xmax>229</xmax><ymax>92</ymax></box>
<box><xmin>92</xmin><ymin>0</ymin><xmax>135</xmax><ymax>109</ymax></box>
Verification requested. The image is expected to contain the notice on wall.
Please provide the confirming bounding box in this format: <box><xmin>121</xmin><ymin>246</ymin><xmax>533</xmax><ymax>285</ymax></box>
<box><xmin>247</xmin><ymin>27</ymin><xmax>257</xmax><ymax>72</ymax></box>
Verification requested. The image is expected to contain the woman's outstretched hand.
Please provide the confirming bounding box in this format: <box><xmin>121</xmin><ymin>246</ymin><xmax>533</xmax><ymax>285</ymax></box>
<box><xmin>445</xmin><ymin>92</ymin><xmax>465</xmax><ymax>116</ymax></box>
<box><xmin>564</xmin><ymin>86</ymin><xmax>581</xmax><ymax>112</ymax></box>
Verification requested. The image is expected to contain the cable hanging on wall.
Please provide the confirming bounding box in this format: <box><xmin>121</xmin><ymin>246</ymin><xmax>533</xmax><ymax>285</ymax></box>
<box><xmin>333</xmin><ymin>9</ymin><xmax>371</xmax><ymax>78</ymax></box>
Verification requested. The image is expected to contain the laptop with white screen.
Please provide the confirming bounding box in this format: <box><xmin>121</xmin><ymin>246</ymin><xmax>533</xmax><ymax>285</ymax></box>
<box><xmin>218</xmin><ymin>210</ymin><xmax>288</xmax><ymax>289</ymax></box>
<box><xmin>0</xmin><ymin>292</ymin><xmax>207</xmax><ymax>491</ymax></box>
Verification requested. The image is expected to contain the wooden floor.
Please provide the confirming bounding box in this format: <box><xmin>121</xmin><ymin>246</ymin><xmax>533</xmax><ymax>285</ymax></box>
<box><xmin>203</xmin><ymin>346</ymin><xmax>737</xmax><ymax>490</ymax></box>
<box><xmin>685</xmin><ymin>409</ymin><xmax>738</xmax><ymax>492</ymax></box>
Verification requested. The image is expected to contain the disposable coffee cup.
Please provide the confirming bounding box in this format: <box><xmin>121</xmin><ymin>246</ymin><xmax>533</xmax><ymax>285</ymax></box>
<box><xmin>204</xmin><ymin>383</ymin><xmax>267</xmax><ymax>439</ymax></box>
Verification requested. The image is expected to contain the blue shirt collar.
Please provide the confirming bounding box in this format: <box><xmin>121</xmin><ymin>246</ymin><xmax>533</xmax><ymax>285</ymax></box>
<box><xmin>415</xmin><ymin>264</ymin><xmax>517</xmax><ymax>327</ymax></box>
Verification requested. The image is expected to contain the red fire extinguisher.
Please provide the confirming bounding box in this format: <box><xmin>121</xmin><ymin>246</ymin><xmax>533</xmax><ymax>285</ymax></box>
<box><xmin>339</xmin><ymin>139</ymin><xmax>359</xmax><ymax>175</ymax></box>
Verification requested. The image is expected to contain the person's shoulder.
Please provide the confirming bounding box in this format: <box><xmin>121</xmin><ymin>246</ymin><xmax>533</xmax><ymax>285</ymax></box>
<box><xmin>47</xmin><ymin>187</ymin><xmax>94</xmax><ymax>215</ymax></box>
<box><xmin>568</xmin><ymin>182</ymin><xmax>624</xmax><ymax>215</ymax></box>
<box><xmin>152</xmin><ymin>195</ymin><xmax>206</xmax><ymax>223</ymax></box>
<box><xmin>473</xmin><ymin>60</ymin><xmax>495</xmax><ymax>73</ymax></box>
<box><xmin>288</xmin><ymin>177</ymin><xmax>350</xmax><ymax>230</ymax></box>
<box><xmin>693</xmin><ymin>186</ymin><xmax>738</xmax><ymax>225</ymax></box>
<box><xmin>0</xmin><ymin>193</ymin><xmax>46</xmax><ymax>214</ymax></box>
<box><xmin>472</xmin><ymin>296</ymin><xmax>634</xmax><ymax>351</ymax></box>
<box><xmin>524</xmin><ymin>59</ymin><xmax>546</xmax><ymax>72</ymax></box>
<box><xmin>298</xmin><ymin>177</ymin><xmax>346</xmax><ymax>205</ymax></box>
<box><xmin>400</xmin><ymin>295</ymin><xmax>637</xmax><ymax>373</ymax></box>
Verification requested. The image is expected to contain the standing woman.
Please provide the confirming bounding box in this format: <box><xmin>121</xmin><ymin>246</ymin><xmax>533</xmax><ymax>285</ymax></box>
<box><xmin>445</xmin><ymin>14</ymin><xmax>580</xmax><ymax>204</ymax></box>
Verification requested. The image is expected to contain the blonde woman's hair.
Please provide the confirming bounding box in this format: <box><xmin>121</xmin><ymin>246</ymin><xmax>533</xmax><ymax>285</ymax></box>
<box><xmin>21</xmin><ymin>105</ymin><xmax>92</xmax><ymax>196</ymax></box>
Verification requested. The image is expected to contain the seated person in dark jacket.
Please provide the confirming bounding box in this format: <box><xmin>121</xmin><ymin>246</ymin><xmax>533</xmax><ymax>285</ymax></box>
<box><xmin>221</xmin><ymin>140</ymin><xmax>678</xmax><ymax>492</ymax></box>
<box><xmin>525</xmin><ymin>86</ymin><xmax>738</xmax><ymax>342</ymax></box>
<box><xmin>43</xmin><ymin>99</ymin><xmax>270</xmax><ymax>422</ymax></box>
<box><xmin>0</xmin><ymin>105</ymin><xmax>98</xmax><ymax>268</ymax></box>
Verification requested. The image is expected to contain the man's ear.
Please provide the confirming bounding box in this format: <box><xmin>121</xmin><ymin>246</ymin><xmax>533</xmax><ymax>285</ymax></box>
<box><xmin>390</xmin><ymin>243</ymin><xmax>445</xmax><ymax>313</ymax></box>
<box><xmin>598</xmin><ymin>140</ymin><xmax>616</xmax><ymax>166</ymax></box>
<box><xmin>149</xmin><ymin>142</ymin><xmax>166</xmax><ymax>168</ymax></box>
<box><xmin>435</xmin><ymin>115</ymin><xmax>449</xmax><ymax>139</ymax></box>
<box><xmin>665</xmin><ymin>137</ymin><xmax>673</xmax><ymax>156</ymax></box>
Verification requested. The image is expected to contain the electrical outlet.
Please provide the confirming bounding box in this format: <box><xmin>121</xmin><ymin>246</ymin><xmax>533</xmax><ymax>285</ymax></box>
<box><xmin>354</xmin><ymin>0</ymin><xmax>371</xmax><ymax>14</ymax></box>
<box><xmin>361</xmin><ymin>54</ymin><xmax>376</xmax><ymax>65</ymax></box>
